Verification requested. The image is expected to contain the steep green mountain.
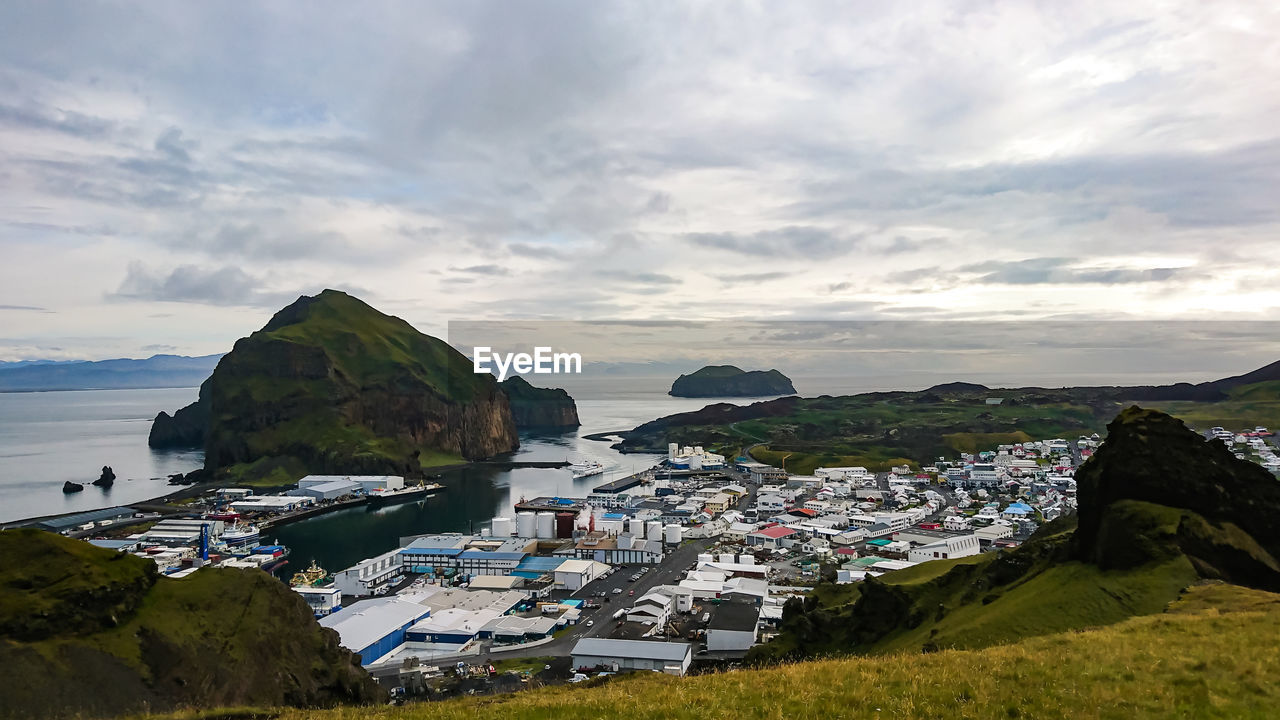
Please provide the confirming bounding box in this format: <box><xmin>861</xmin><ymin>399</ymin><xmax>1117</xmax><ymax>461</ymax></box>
<box><xmin>499</xmin><ymin>376</ymin><xmax>580</xmax><ymax>429</ymax></box>
<box><xmin>668</xmin><ymin>365</ymin><xmax>796</xmax><ymax>397</ymax></box>
<box><xmin>150</xmin><ymin>290</ymin><xmax>518</xmax><ymax>484</ymax></box>
<box><xmin>748</xmin><ymin>406</ymin><xmax>1280</xmax><ymax>662</ymax></box>
<box><xmin>0</xmin><ymin>529</ymin><xmax>382</xmax><ymax>719</ymax></box>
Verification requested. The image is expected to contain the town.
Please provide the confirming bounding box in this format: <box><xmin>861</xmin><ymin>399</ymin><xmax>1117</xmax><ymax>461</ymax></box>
<box><xmin>38</xmin><ymin>424</ymin><xmax>1279</xmax><ymax>700</ymax></box>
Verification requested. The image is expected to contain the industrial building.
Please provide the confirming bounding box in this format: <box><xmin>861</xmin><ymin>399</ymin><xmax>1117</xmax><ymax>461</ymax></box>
<box><xmin>706</xmin><ymin>598</ymin><xmax>761</xmax><ymax>652</ymax></box>
<box><xmin>293</xmin><ymin>586</ymin><xmax>343</xmax><ymax>617</ymax></box>
<box><xmin>553</xmin><ymin>558</ymin><xmax>608</xmax><ymax>591</ymax></box>
<box><xmin>571</xmin><ymin>638</ymin><xmax>693</xmax><ymax>676</ymax></box>
<box><xmin>333</xmin><ymin>549</ymin><xmax>403</xmax><ymax>597</ymax></box>
<box><xmin>319</xmin><ymin>596</ymin><xmax>431</xmax><ymax>666</ymax></box>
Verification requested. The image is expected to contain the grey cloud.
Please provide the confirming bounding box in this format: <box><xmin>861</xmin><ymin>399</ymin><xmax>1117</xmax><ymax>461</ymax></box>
<box><xmin>0</xmin><ymin>304</ymin><xmax>52</xmax><ymax>312</ymax></box>
<box><xmin>508</xmin><ymin>242</ymin><xmax>568</xmax><ymax>261</ymax></box>
<box><xmin>686</xmin><ymin>227</ymin><xmax>862</xmax><ymax>259</ymax></box>
<box><xmin>712</xmin><ymin>271</ymin><xmax>793</xmax><ymax>284</ymax></box>
<box><xmin>0</xmin><ymin>103</ymin><xmax>113</xmax><ymax>138</ymax></box>
<box><xmin>450</xmin><ymin>264</ymin><xmax>511</xmax><ymax>276</ymax></box>
<box><xmin>961</xmin><ymin>258</ymin><xmax>1191</xmax><ymax>285</ymax></box>
<box><xmin>601</xmin><ymin>270</ymin><xmax>682</xmax><ymax>285</ymax></box>
<box><xmin>107</xmin><ymin>262</ymin><xmax>334</xmax><ymax>308</ymax></box>
<box><xmin>154</xmin><ymin>127</ymin><xmax>195</xmax><ymax>163</ymax></box>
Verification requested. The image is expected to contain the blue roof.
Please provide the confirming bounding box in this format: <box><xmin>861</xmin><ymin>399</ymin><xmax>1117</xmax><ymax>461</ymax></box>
<box><xmin>602</xmin><ymin>513</ymin><xmax>627</xmax><ymax>520</ymax></box>
<box><xmin>515</xmin><ymin>556</ymin><xmax>564</xmax><ymax>573</ymax></box>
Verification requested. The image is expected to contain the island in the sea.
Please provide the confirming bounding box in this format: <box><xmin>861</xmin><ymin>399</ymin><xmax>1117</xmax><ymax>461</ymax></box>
<box><xmin>148</xmin><ymin>289</ymin><xmax>520</xmax><ymax>485</ymax></box>
<box><xmin>668</xmin><ymin>365</ymin><xmax>796</xmax><ymax>397</ymax></box>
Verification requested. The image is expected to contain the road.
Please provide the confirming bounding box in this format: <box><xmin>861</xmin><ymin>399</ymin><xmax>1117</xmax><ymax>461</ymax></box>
<box><xmin>457</xmin><ymin>537</ymin><xmax>717</xmax><ymax>665</ymax></box>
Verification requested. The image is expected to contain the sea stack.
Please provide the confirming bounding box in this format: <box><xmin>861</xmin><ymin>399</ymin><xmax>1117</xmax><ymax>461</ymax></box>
<box><xmin>92</xmin><ymin>466</ymin><xmax>115</xmax><ymax>488</ymax></box>
<box><xmin>62</xmin><ymin>481</ymin><xmax>84</xmax><ymax>494</ymax></box>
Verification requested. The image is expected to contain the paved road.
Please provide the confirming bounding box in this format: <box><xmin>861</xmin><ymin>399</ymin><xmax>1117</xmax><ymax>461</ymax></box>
<box><xmin>456</xmin><ymin>537</ymin><xmax>716</xmax><ymax>665</ymax></box>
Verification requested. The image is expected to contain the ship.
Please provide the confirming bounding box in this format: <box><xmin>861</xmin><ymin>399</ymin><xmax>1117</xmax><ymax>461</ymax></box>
<box><xmin>289</xmin><ymin>559</ymin><xmax>330</xmax><ymax>587</ymax></box>
<box><xmin>569</xmin><ymin>459</ymin><xmax>605</xmax><ymax>479</ymax></box>
<box><xmin>221</xmin><ymin>522</ymin><xmax>260</xmax><ymax>548</ymax></box>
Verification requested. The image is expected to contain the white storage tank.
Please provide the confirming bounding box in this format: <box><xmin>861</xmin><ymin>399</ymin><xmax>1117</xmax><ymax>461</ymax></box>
<box><xmin>536</xmin><ymin>512</ymin><xmax>555</xmax><ymax>539</ymax></box>
<box><xmin>664</xmin><ymin>524</ymin><xmax>682</xmax><ymax>545</ymax></box>
<box><xmin>602</xmin><ymin>518</ymin><xmax>624</xmax><ymax>536</ymax></box>
<box><xmin>617</xmin><ymin>533</ymin><xmax>634</xmax><ymax>549</ymax></box>
<box><xmin>491</xmin><ymin>517</ymin><xmax>513</xmax><ymax>537</ymax></box>
<box><xmin>739</xmin><ymin>554</ymin><xmax>755</xmax><ymax>565</ymax></box>
<box><xmin>517</xmin><ymin>512</ymin><xmax>536</xmax><ymax>538</ymax></box>
<box><xmin>524</xmin><ymin>512</ymin><xmax>540</xmax><ymax>538</ymax></box>
<box><xmin>697</xmin><ymin>553</ymin><xmax>714</xmax><ymax>564</ymax></box>
<box><xmin>718</xmin><ymin>553</ymin><xmax>734</xmax><ymax>563</ymax></box>
<box><xmin>646</xmin><ymin>521</ymin><xmax>663</xmax><ymax>542</ymax></box>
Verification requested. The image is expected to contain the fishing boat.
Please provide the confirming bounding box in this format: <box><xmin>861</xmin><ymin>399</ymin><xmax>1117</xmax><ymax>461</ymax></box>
<box><xmin>289</xmin><ymin>560</ymin><xmax>330</xmax><ymax>587</ymax></box>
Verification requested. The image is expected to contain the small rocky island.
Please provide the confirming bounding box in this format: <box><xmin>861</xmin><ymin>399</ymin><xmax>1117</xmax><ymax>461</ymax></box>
<box><xmin>499</xmin><ymin>376</ymin><xmax>580</xmax><ymax>429</ymax></box>
<box><xmin>669</xmin><ymin>365</ymin><xmax>796</xmax><ymax>397</ymax></box>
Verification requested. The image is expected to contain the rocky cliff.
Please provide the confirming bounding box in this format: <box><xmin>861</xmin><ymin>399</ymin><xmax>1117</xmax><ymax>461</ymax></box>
<box><xmin>499</xmin><ymin>376</ymin><xmax>580</xmax><ymax>429</ymax></box>
<box><xmin>669</xmin><ymin>365</ymin><xmax>796</xmax><ymax>397</ymax></box>
<box><xmin>0</xmin><ymin>529</ymin><xmax>383</xmax><ymax>719</ymax></box>
<box><xmin>150</xmin><ymin>290</ymin><xmax>518</xmax><ymax>482</ymax></box>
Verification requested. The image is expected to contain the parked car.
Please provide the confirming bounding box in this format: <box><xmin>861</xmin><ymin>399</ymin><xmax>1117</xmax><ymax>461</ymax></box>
<box><xmin>611</xmin><ymin>587</ymin><xmax>622</xmax><ymax>594</ymax></box>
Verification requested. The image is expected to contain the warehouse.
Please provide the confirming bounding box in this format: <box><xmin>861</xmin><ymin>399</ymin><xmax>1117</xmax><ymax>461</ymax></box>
<box><xmin>706</xmin><ymin>598</ymin><xmax>761</xmax><ymax>652</ymax></box>
<box><xmin>553</xmin><ymin>558</ymin><xmax>608</xmax><ymax>591</ymax></box>
<box><xmin>571</xmin><ymin>638</ymin><xmax>693</xmax><ymax>676</ymax></box>
<box><xmin>288</xmin><ymin>478</ymin><xmax>361</xmax><ymax>500</ymax></box>
<box><xmin>319</xmin><ymin>596</ymin><xmax>431</xmax><ymax>666</ymax></box>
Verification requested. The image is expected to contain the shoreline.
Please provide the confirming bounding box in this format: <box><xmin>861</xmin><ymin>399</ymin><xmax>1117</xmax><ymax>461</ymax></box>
<box><xmin>1</xmin><ymin>459</ymin><xmax>576</xmax><ymax>530</ymax></box>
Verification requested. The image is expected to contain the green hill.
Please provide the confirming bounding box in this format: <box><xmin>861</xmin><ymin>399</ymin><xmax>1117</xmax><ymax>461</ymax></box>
<box><xmin>669</xmin><ymin>365</ymin><xmax>796</xmax><ymax>397</ymax></box>
<box><xmin>0</xmin><ymin>529</ymin><xmax>382</xmax><ymax>719</ymax></box>
<box><xmin>149</xmin><ymin>290</ymin><xmax>519</xmax><ymax>485</ymax></box>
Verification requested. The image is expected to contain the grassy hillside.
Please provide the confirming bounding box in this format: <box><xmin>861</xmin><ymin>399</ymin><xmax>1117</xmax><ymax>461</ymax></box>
<box><xmin>150</xmin><ymin>584</ymin><xmax>1280</xmax><ymax>720</ymax></box>
<box><xmin>1129</xmin><ymin>380</ymin><xmax>1280</xmax><ymax>432</ymax></box>
<box><xmin>153</xmin><ymin>289</ymin><xmax>518</xmax><ymax>484</ymax></box>
<box><xmin>0</xmin><ymin>530</ymin><xmax>382</xmax><ymax>719</ymax></box>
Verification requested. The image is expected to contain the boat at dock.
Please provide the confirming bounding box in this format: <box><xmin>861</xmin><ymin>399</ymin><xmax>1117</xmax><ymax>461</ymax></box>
<box><xmin>221</xmin><ymin>522</ymin><xmax>260</xmax><ymax>548</ymax></box>
<box><xmin>289</xmin><ymin>559</ymin><xmax>330</xmax><ymax>587</ymax></box>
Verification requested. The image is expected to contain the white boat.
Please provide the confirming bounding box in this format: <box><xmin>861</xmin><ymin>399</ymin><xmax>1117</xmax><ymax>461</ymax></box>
<box><xmin>221</xmin><ymin>523</ymin><xmax>261</xmax><ymax>548</ymax></box>
<box><xmin>569</xmin><ymin>459</ymin><xmax>605</xmax><ymax>479</ymax></box>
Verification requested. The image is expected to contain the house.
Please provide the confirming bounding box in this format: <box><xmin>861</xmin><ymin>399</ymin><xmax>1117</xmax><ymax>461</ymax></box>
<box><xmin>706</xmin><ymin>598</ymin><xmax>760</xmax><ymax>652</ymax></box>
<box><xmin>746</xmin><ymin>525</ymin><xmax>797</xmax><ymax>549</ymax></box>
<box><xmin>704</xmin><ymin>493</ymin><xmax>733</xmax><ymax>515</ymax></box>
<box><xmin>571</xmin><ymin>638</ymin><xmax>693</xmax><ymax>676</ymax></box>
<box><xmin>907</xmin><ymin>535</ymin><xmax>981</xmax><ymax>563</ymax></box>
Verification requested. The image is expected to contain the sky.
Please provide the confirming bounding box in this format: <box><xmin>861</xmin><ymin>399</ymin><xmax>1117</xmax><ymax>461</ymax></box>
<box><xmin>1</xmin><ymin>1</ymin><xmax>1279</xmax><ymax>362</ymax></box>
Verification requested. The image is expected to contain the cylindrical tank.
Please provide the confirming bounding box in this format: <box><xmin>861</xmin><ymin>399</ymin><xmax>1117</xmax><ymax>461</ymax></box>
<box><xmin>602</xmin><ymin>519</ymin><xmax>623</xmax><ymax>536</ymax></box>
<box><xmin>664</xmin><ymin>524</ymin><xmax>681</xmax><ymax>545</ymax></box>
<box><xmin>630</xmin><ymin>517</ymin><xmax>647</xmax><ymax>535</ymax></box>
<box><xmin>697</xmin><ymin>553</ymin><xmax>714</xmax><ymax>564</ymax></box>
<box><xmin>536</xmin><ymin>512</ymin><xmax>555</xmax><ymax>539</ymax></box>
<box><xmin>517</xmin><ymin>513</ymin><xmax>536</xmax><ymax>538</ymax></box>
<box><xmin>739</xmin><ymin>554</ymin><xmax>755</xmax><ymax>565</ymax></box>
<box><xmin>555</xmin><ymin>512</ymin><xmax>575</xmax><ymax>539</ymax></box>
<box><xmin>491</xmin><ymin>517</ymin><xmax>513</xmax><ymax>537</ymax></box>
<box><xmin>618</xmin><ymin>533</ymin><xmax>634</xmax><ymax>550</ymax></box>
<box><xmin>647</xmin><ymin>521</ymin><xmax>663</xmax><ymax>542</ymax></box>
<box><xmin>718</xmin><ymin>553</ymin><xmax>734</xmax><ymax>563</ymax></box>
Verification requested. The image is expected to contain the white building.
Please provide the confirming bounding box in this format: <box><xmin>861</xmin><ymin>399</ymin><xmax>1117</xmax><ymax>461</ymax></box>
<box><xmin>334</xmin><ymin>549</ymin><xmax>403</xmax><ymax>597</ymax></box>
<box><xmin>554</xmin><ymin>559</ymin><xmax>608</xmax><ymax>591</ymax></box>
<box><xmin>706</xmin><ymin>599</ymin><xmax>760</xmax><ymax>652</ymax></box>
<box><xmin>571</xmin><ymin>638</ymin><xmax>693</xmax><ymax>676</ymax></box>
<box><xmin>907</xmin><ymin>535</ymin><xmax>981</xmax><ymax>563</ymax></box>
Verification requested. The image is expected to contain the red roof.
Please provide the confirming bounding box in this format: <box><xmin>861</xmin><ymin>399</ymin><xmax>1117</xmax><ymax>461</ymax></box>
<box><xmin>836</xmin><ymin>547</ymin><xmax>858</xmax><ymax>555</ymax></box>
<box><xmin>789</xmin><ymin>508</ymin><xmax>819</xmax><ymax>517</ymax></box>
<box><xmin>754</xmin><ymin>525</ymin><xmax>797</xmax><ymax>539</ymax></box>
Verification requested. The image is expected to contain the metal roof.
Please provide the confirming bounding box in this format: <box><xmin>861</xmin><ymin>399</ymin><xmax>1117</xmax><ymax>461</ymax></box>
<box><xmin>35</xmin><ymin>506</ymin><xmax>135</xmax><ymax>530</ymax></box>
<box><xmin>571</xmin><ymin>638</ymin><xmax>692</xmax><ymax>662</ymax></box>
<box><xmin>319</xmin><ymin>597</ymin><xmax>430</xmax><ymax>653</ymax></box>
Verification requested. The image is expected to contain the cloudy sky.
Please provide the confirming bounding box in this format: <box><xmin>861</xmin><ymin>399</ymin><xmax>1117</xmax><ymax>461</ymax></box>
<box><xmin>1</xmin><ymin>1</ymin><xmax>1279</xmax><ymax>361</ymax></box>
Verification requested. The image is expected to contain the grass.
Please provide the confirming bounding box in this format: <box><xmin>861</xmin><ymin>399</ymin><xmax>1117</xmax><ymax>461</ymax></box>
<box><xmin>145</xmin><ymin>584</ymin><xmax>1280</xmax><ymax>720</ymax></box>
<box><xmin>942</xmin><ymin>431</ymin><xmax>1034</xmax><ymax>454</ymax></box>
<box><xmin>749</xmin><ymin>446</ymin><xmax>916</xmax><ymax>474</ymax></box>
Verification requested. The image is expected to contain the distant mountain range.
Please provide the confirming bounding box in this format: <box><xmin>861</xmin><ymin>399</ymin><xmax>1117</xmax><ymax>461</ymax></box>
<box><xmin>0</xmin><ymin>354</ymin><xmax>222</xmax><ymax>392</ymax></box>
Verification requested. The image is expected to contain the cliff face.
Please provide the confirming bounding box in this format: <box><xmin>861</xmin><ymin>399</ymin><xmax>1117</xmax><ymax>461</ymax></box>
<box><xmin>150</xmin><ymin>290</ymin><xmax>518</xmax><ymax>481</ymax></box>
<box><xmin>1073</xmin><ymin>406</ymin><xmax>1280</xmax><ymax>587</ymax></box>
<box><xmin>669</xmin><ymin>365</ymin><xmax>796</xmax><ymax>397</ymax></box>
<box><xmin>0</xmin><ymin>529</ymin><xmax>383</xmax><ymax>719</ymax></box>
<box><xmin>499</xmin><ymin>376</ymin><xmax>580</xmax><ymax>429</ymax></box>
<box><xmin>148</xmin><ymin>380</ymin><xmax>210</xmax><ymax>448</ymax></box>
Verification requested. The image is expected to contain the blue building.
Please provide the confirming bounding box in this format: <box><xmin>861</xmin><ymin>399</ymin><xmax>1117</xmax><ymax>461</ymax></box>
<box><xmin>319</xmin><ymin>597</ymin><xmax>431</xmax><ymax>666</ymax></box>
